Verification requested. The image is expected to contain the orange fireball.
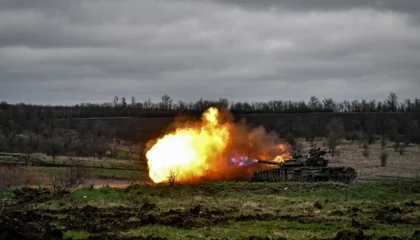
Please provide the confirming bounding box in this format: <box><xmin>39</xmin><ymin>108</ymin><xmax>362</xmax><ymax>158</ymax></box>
<box><xmin>146</xmin><ymin>108</ymin><xmax>229</xmax><ymax>183</ymax></box>
<box><xmin>145</xmin><ymin>107</ymin><xmax>291</xmax><ymax>184</ymax></box>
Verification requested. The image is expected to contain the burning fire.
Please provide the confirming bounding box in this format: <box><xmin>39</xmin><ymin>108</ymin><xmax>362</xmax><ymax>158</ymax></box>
<box><xmin>145</xmin><ymin>107</ymin><xmax>291</xmax><ymax>184</ymax></box>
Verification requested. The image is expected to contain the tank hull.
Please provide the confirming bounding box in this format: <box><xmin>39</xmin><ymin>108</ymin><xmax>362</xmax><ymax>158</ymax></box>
<box><xmin>251</xmin><ymin>166</ymin><xmax>357</xmax><ymax>184</ymax></box>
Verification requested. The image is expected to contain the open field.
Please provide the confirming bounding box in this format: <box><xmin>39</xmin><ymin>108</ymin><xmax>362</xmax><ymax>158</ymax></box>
<box><xmin>0</xmin><ymin>151</ymin><xmax>149</xmax><ymax>185</ymax></box>
<box><xmin>1</xmin><ymin>127</ymin><xmax>420</xmax><ymax>239</ymax></box>
<box><xmin>1</xmin><ymin>139</ymin><xmax>420</xmax><ymax>188</ymax></box>
<box><xmin>1</xmin><ymin>181</ymin><xmax>420</xmax><ymax>239</ymax></box>
<box><xmin>306</xmin><ymin>140</ymin><xmax>420</xmax><ymax>180</ymax></box>
<box><xmin>0</xmin><ymin>152</ymin><xmax>144</xmax><ymax>171</ymax></box>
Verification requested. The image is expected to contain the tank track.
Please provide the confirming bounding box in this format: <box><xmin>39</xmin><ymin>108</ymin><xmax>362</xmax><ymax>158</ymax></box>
<box><xmin>251</xmin><ymin>166</ymin><xmax>357</xmax><ymax>184</ymax></box>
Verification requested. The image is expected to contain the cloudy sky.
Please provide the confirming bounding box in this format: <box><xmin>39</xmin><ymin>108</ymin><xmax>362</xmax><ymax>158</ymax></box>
<box><xmin>1</xmin><ymin>0</ymin><xmax>419</xmax><ymax>105</ymax></box>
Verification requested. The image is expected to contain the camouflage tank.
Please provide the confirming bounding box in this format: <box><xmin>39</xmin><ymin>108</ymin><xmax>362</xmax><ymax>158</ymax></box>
<box><xmin>250</xmin><ymin>148</ymin><xmax>357</xmax><ymax>183</ymax></box>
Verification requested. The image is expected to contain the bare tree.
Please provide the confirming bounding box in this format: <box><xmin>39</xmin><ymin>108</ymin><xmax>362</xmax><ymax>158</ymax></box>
<box><xmin>167</xmin><ymin>169</ymin><xmax>179</xmax><ymax>186</ymax></box>
<box><xmin>325</xmin><ymin>118</ymin><xmax>345</xmax><ymax>155</ymax></box>
<box><xmin>131</xmin><ymin>96</ymin><xmax>136</xmax><ymax>107</ymax></box>
<box><xmin>143</xmin><ymin>98</ymin><xmax>153</xmax><ymax>110</ymax></box>
<box><xmin>218</xmin><ymin>98</ymin><xmax>229</xmax><ymax>109</ymax></box>
<box><xmin>113</xmin><ymin>96</ymin><xmax>119</xmax><ymax>107</ymax></box>
<box><xmin>0</xmin><ymin>133</ymin><xmax>7</xmax><ymax>152</ymax></box>
<box><xmin>120</xmin><ymin>97</ymin><xmax>127</xmax><ymax>108</ymax></box>
<box><xmin>322</xmin><ymin>98</ymin><xmax>337</xmax><ymax>112</ymax></box>
<box><xmin>386</xmin><ymin>92</ymin><xmax>398</xmax><ymax>112</ymax></box>
<box><xmin>308</xmin><ymin>96</ymin><xmax>322</xmax><ymax>111</ymax></box>
<box><xmin>385</xmin><ymin>119</ymin><xmax>398</xmax><ymax>141</ymax></box>
<box><xmin>381</xmin><ymin>136</ymin><xmax>387</xmax><ymax>149</ymax></box>
<box><xmin>160</xmin><ymin>94</ymin><xmax>173</xmax><ymax>111</ymax></box>
<box><xmin>362</xmin><ymin>142</ymin><xmax>369</xmax><ymax>159</ymax></box>
<box><xmin>49</xmin><ymin>158</ymin><xmax>88</xmax><ymax>197</ymax></box>
<box><xmin>49</xmin><ymin>137</ymin><xmax>64</xmax><ymax>159</ymax></box>
<box><xmin>380</xmin><ymin>152</ymin><xmax>388</xmax><ymax>167</ymax></box>
<box><xmin>405</xmin><ymin>121</ymin><xmax>419</xmax><ymax>146</ymax></box>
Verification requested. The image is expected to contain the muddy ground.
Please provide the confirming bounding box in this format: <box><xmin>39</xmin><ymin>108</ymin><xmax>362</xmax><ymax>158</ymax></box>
<box><xmin>1</xmin><ymin>187</ymin><xmax>420</xmax><ymax>240</ymax></box>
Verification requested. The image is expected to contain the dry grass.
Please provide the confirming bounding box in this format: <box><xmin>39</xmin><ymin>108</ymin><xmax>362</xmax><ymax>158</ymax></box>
<box><xmin>0</xmin><ymin>165</ymin><xmax>36</xmax><ymax>189</ymax></box>
<box><xmin>300</xmin><ymin>139</ymin><xmax>420</xmax><ymax>180</ymax></box>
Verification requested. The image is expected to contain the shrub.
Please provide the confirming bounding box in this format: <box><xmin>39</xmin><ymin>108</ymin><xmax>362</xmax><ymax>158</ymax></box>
<box><xmin>167</xmin><ymin>169</ymin><xmax>179</xmax><ymax>186</ymax></box>
<box><xmin>325</xmin><ymin>118</ymin><xmax>344</xmax><ymax>155</ymax></box>
<box><xmin>362</xmin><ymin>142</ymin><xmax>369</xmax><ymax>158</ymax></box>
<box><xmin>362</xmin><ymin>149</ymin><xmax>369</xmax><ymax>159</ymax></box>
<box><xmin>363</xmin><ymin>142</ymin><xmax>369</xmax><ymax>150</ymax></box>
<box><xmin>393</xmin><ymin>141</ymin><xmax>400</xmax><ymax>152</ymax></box>
<box><xmin>398</xmin><ymin>146</ymin><xmax>406</xmax><ymax>155</ymax></box>
<box><xmin>115</xmin><ymin>149</ymin><xmax>130</xmax><ymax>160</ymax></box>
<box><xmin>49</xmin><ymin>158</ymin><xmax>88</xmax><ymax>197</ymax></box>
<box><xmin>381</xmin><ymin>137</ymin><xmax>387</xmax><ymax>149</ymax></box>
<box><xmin>380</xmin><ymin>152</ymin><xmax>388</xmax><ymax>167</ymax></box>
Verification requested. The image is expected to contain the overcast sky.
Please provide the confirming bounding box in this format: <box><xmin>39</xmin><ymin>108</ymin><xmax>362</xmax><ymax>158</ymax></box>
<box><xmin>1</xmin><ymin>0</ymin><xmax>419</xmax><ymax>105</ymax></box>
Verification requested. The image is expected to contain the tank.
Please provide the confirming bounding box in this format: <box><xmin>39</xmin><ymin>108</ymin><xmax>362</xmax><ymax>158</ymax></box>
<box><xmin>250</xmin><ymin>148</ymin><xmax>357</xmax><ymax>183</ymax></box>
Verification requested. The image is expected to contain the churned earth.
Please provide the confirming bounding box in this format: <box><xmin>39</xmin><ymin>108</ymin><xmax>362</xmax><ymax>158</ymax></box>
<box><xmin>1</xmin><ymin>181</ymin><xmax>420</xmax><ymax>240</ymax></box>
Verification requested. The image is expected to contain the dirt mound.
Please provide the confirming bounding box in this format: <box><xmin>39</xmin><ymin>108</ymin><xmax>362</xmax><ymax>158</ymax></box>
<box><xmin>0</xmin><ymin>213</ymin><xmax>63</xmax><ymax>240</ymax></box>
<box><xmin>0</xmin><ymin>203</ymin><xmax>236</xmax><ymax>235</ymax></box>
<box><xmin>412</xmin><ymin>231</ymin><xmax>420</xmax><ymax>240</ymax></box>
<box><xmin>87</xmin><ymin>234</ymin><xmax>168</xmax><ymax>240</ymax></box>
<box><xmin>332</xmin><ymin>230</ymin><xmax>372</xmax><ymax>240</ymax></box>
<box><xmin>0</xmin><ymin>198</ymin><xmax>63</xmax><ymax>239</ymax></box>
<box><xmin>140</xmin><ymin>201</ymin><xmax>157</xmax><ymax>211</ymax></box>
<box><xmin>374</xmin><ymin>206</ymin><xmax>419</xmax><ymax>225</ymax></box>
<box><xmin>405</xmin><ymin>201</ymin><xmax>419</xmax><ymax>207</ymax></box>
<box><xmin>327</xmin><ymin>230</ymin><xmax>420</xmax><ymax>240</ymax></box>
<box><xmin>331</xmin><ymin>210</ymin><xmax>344</xmax><ymax>216</ymax></box>
<box><xmin>243</xmin><ymin>237</ymin><xmax>287</xmax><ymax>240</ymax></box>
<box><xmin>2</xmin><ymin>199</ymin><xmax>417</xmax><ymax>240</ymax></box>
<box><xmin>234</xmin><ymin>213</ymin><xmax>313</xmax><ymax>224</ymax></box>
<box><xmin>12</xmin><ymin>187</ymin><xmax>54</xmax><ymax>204</ymax></box>
<box><xmin>347</xmin><ymin>207</ymin><xmax>361</xmax><ymax>217</ymax></box>
<box><xmin>351</xmin><ymin>219</ymin><xmax>370</xmax><ymax>230</ymax></box>
<box><xmin>157</xmin><ymin>205</ymin><xmax>233</xmax><ymax>228</ymax></box>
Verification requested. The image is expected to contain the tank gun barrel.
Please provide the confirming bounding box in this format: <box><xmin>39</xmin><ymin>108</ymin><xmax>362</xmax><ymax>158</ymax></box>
<box><xmin>251</xmin><ymin>159</ymin><xmax>285</xmax><ymax>165</ymax></box>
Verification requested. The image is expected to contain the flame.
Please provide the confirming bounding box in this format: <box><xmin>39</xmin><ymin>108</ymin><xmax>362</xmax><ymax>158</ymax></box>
<box><xmin>145</xmin><ymin>107</ymin><xmax>291</xmax><ymax>184</ymax></box>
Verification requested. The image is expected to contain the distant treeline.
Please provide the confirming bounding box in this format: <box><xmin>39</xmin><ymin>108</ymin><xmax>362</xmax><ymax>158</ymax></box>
<box><xmin>0</xmin><ymin>92</ymin><xmax>419</xmax><ymax>158</ymax></box>
<box><xmin>1</xmin><ymin>93</ymin><xmax>419</xmax><ymax>120</ymax></box>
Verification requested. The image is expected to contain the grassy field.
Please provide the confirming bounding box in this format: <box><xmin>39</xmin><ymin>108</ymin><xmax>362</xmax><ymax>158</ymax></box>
<box><xmin>1</xmin><ymin>139</ymin><xmax>420</xmax><ymax>190</ymax></box>
<box><xmin>306</xmin><ymin>140</ymin><xmax>420</xmax><ymax>180</ymax></box>
<box><xmin>1</xmin><ymin>181</ymin><xmax>420</xmax><ymax>239</ymax></box>
<box><xmin>0</xmin><ymin>152</ymin><xmax>145</xmax><ymax>171</ymax></box>
<box><xmin>0</xmin><ymin>151</ymin><xmax>150</xmax><ymax>186</ymax></box>
<box><xmin>33</xmin><ymin>166</ymin><xmax>144</xmax><ymax>181</ymax></box>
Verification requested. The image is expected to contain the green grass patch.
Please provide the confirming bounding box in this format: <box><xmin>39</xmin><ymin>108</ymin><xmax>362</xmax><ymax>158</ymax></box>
<box><xmin>72</xmin><ymin>186</ymin><xmax>120</xmax><ymax>202</ymax></box>
<box><xmin>32</xmin><ymin>166</ymin><xmax>65</xmax><ymax>174</ymax></box>
<box><xmin>63</xmin><ymin>231</ymin><xmax>90</xmax><ymax>240</ymax></box>
<box><xmin>0</xmin><ymin>188</ymin><xmax>13</xmax><ymax>199</ymax></box>
<box><xmin>121</xmin><ymin>220</ymin><xmax>346</xmax><ymax>240</ymax></box>
<box><xmin>31</xmin><ymin>166</ymin><xmax>145</xmax><ymax>180</ymax></box>
<box><xmin>92</xmin><ymin>168</ymin><xmax>144</xmax><ymax>180</ymax></box>
<box><xmin>6</xmin><ymin>180</ymin><xmax>420</xmax><ymax>240</ymax></box>
<box><xmin>352</xmin><ymin>182</ymin><xmax>399</xmax><ymax>201</ymax></box>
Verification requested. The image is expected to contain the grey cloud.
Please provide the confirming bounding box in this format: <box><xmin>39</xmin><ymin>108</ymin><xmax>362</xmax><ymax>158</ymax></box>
<box><xmin>0</xmin><ymin>0</ymin><xmax>419</xmax><ymax>105</ymax></box>
<box><xmin>0</xmin><ymin>0</ymin><xmax>74</xmax><ymax>11</ymax></box>
<box><xmin>208</xmin><ymin>0</ymin><xmax>420</xmax><ymax>24</ymax></box>
<box><xmin>208</xmin><ymin>0</ymin><xmax>420</xmax><ymax>14</ymax></box>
